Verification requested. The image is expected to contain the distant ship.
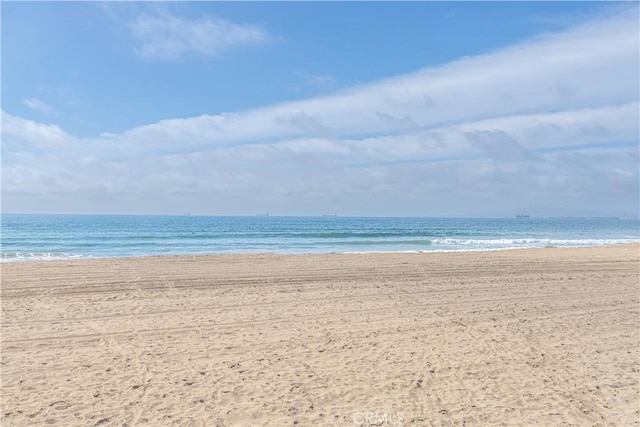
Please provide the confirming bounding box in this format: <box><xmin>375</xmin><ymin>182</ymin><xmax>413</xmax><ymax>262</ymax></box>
<box><xmin>256</xmin><ymin>213</ymin><xmax>269</xmax><ymax>217</ymax></box>
<box><xmin>515</xmin><ymin>214</ymin><xmax>530</xmax><ymax>218</ymax></box>
<box><xmin>322</xmin><ymin>214</ymin><xmax>338</xmax><ymax>217</ymax></box>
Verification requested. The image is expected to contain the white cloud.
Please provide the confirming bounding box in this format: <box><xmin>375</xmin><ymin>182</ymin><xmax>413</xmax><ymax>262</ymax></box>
<box><xmin>21</xmin><ymin>98</ymin><xmax>56</xmax><ymax>115</ymax></box>
<box><xmin>2</xmin><ymin>7</ymin><xmax>638</xmax><ymax>215</ymax></box>
<box><xmin>131</xmin><ymin>11</ymin><xmax>270</xmax><ymax>60</ymax></box>
<box><xmin>2</xmin><ymin>111</ymin><xmax>73</xmax><ymax>151</ymax></box>
<box><xmin>110</xmin><ymin>7</ymin><xmax>638</xmax><ymax>156</ymax></box>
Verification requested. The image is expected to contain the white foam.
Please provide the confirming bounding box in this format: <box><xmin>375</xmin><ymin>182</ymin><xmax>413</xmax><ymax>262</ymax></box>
<box><xmin>431</xmin><ymin>238</ymin><xmax>638</xmax><ymax>249</ymax></box>
<box><xmin>1</xmin><ymin>252</ymin><xmax>84</xmax><ymax>262</ymax></box>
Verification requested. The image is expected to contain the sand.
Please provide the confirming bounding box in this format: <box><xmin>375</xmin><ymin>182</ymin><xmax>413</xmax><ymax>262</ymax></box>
<box><xmin>1</xmin><ymin>244</ymin><xmax>639</xmax><ymax>426</ymax></box>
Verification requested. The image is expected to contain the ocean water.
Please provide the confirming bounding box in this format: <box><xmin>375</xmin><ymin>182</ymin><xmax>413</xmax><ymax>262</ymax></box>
<box><xmin>1</xmin><ymin>214</ymin><xmax>638</xmax><ymax>262</ymax></box>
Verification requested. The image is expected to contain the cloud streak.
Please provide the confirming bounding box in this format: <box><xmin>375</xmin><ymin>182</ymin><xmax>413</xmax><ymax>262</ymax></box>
<box><xmin>2</xmin><ymin>6</ymin><xmax>638</xmax><ymax>215</ymax></box>
<box><xmin>21</xmin><ymin>98</ymin><xmax>56</xmax><ymax>116</ymax></box>
<box><xmin>114</xmin><ymin>7</ymin><xmax>638</xmax><ymax>153</ymax></box>
<box><xmin>131</xmin><ymin>10</ymin><xmax>270</xmax><ymax>60</ymax></box>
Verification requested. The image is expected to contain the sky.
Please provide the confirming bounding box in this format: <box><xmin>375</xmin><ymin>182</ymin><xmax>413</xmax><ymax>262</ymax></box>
<box><xmin>1</xmin><ymin>2</ymin><xmax>639</xmax><ymax>217</ymax></box>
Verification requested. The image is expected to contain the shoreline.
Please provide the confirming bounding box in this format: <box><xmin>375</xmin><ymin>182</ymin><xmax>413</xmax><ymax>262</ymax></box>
<box><xmin>2</xmin><ymin>241</ymin><xmax>639</xmax><ymax>264</ymax></box>
<box><xmin>2</xmin><ymin>244</ymin><xmax>639</xmax><ymax>425</ymax></box>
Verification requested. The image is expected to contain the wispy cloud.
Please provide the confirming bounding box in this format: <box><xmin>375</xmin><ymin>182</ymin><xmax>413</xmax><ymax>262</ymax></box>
<box><xmin>113</xmin><ymin>7</ymin><xmax>637</xmax><ymax>153</ymax></box>
<box><xmin>298</xmin><ymin>73</ymin><xmax>339</xmax><ymax>95</ymax></box>
<box><xmin>21</xmin><ymin>98</ymin><xmax>56</xmax><ymax>115</ymax></box>
<box><xmin>131</xmin><ymin>10</ymin><xmax>270</xmax><ymax>60</ymax></box>
<box><xmin>2</xmin><ymin>6</ymin><xmax>638</xmax><ymax>215</ymax></box>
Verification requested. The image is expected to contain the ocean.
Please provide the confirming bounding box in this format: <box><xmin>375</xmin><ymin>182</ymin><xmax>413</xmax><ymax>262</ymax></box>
<box><xmin>1</xmin><ymin>214</ymin><xmax>638</xmax><ymax>262</ymax></box>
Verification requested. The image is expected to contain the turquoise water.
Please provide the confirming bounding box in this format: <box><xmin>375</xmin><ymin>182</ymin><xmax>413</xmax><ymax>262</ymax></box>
<box><xmin>1</xmin><ymin>214</ymin><xmax>638</xmax><ymax>261</ymax></box>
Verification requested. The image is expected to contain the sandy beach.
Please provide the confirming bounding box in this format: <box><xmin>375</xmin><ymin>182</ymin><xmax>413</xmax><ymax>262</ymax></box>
<box><xmin>1</xmin><ymin>244</ymin><xmax>638</xmax><ymax>426</ymax></box>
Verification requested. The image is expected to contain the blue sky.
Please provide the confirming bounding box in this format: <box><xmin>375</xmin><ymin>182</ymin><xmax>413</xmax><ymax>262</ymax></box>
<box><xmin>2</xmin><ymin>2</ymin><xmax>639</xmax><ymax>216</ymax></box>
